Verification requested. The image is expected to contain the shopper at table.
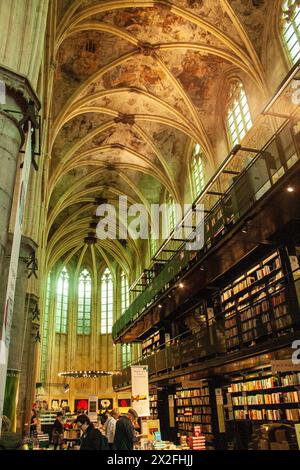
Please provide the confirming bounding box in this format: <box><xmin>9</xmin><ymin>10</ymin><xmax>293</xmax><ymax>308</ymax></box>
<box><xmin>30</xmin><ymin>410</ymin><xmax>38</xmax><ymax>437</ymax></box>
<box><xmin>104</xmin><ymin>408</ymin><xmax>120</xmax><ymax>449</ymax></box>
<box><xmin>113</xmin><ymin>408</ymin><xmax>139</xmax><ymax>451</ymax></box>
<box><xmin>52</xmin><ymin>412</ymin><xmax>64</xmax><ymax>450</ymax></box>
<box><xmin>75</xmin><ymin>414</ymin><xmax>108</xmax><ymax>450</ymax></box>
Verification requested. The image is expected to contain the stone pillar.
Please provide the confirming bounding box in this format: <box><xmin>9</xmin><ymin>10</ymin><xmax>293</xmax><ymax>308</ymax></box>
<box><xmin>0</xmin><ymin>66</ymin><xmax>41</xmax><ymax>282</ymax></box>
<box><xmin>17</xmin><ymin>294</ymin><xmax>39</xmax><ymax>436</ymax></box>
<box><xmin>2</xmin><ymin>240</ymin><xmax>32</xmax><ymax>431</ymax></box>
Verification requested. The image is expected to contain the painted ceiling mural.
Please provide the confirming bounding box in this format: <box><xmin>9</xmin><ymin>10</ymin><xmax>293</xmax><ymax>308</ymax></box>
<box><xmin>44</xmin><ymin>0</ymin><xmax>274</xmax><ymax>278</ymax></box>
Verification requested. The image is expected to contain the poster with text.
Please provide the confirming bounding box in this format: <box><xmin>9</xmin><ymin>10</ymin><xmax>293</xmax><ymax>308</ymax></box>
<box><xmin>131</xmin><ymin>365</ymin><xmax>150</xmax><ymax>417</ymax></box>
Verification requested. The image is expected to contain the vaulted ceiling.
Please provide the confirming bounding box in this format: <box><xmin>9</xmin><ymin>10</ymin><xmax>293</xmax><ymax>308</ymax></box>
<box><xmin>43</xmin><ymin>0</ymin><xmax>273</xmax><ymax>277</ymax></box>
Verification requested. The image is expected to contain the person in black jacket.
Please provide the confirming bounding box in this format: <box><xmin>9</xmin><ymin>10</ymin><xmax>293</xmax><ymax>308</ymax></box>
<box><xmin>75</xmin><ymin>414</ymin><xmax>108</xmax><ymax>450</ymax></box>
<box><xmin>113</xmin><ymin>408</ymin><xmax>138</xmax><ymax>450</ymax></box>
<box><xmin>52</xmin><ymin>412</ymin><xmax>64</xmax><ymax>450</ymax></box>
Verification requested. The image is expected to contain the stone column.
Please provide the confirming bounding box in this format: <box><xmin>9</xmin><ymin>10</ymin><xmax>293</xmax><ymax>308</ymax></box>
<box><xmin>0</xmin><ymin>66</ymin><xmax>41</xmax><ymax>283</ymax></box>
<box><xmin>2</xmin><ymin>240</ymin><xmax>33</xmax><ymax>431</ymax></box>
<box><xmin>17</xmin><ymin>294</ymin><xmax>39</xmax><ymax>436</ymax></box>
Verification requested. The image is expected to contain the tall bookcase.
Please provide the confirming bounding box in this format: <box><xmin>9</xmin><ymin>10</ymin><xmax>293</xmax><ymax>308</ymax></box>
<box><xmin>216</xmin><ymin>249</ymin><xmax>299</xmax><ymax>352</ymax></box>
<box><xmin>174</xmin><ymin>380</ymin><xmax>218</xmax><ymax>449</ymax></box>
<box><xmin>142</xmin><ymin>331</ymin><xmax>161</xmax><ymax>357</ymax></box>
<box><xmin>224</xmin><ymin>369</ymin><xmax>300</xmax><ymax>424</ymax></box>
<box><xmin>149</xmin><ymin>388</ymin><xmax>158</xmax><ymax>420</ymax></box>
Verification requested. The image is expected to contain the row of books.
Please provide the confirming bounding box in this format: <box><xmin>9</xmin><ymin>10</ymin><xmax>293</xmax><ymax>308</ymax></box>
<box><xmin>176</xmin><ymin>397</ymin><xmax>210</xmax><ymax>406</ymax></box>
<box><xmin>178</xmin><ymin>423</ymin><xmax>213</xmax><ymax>434</ymax></box>
<box><xmin>177</xmin><ymin>415</ymin><xmax>212</xmax><ymax>424</ymax></box>
<box><xmin>234</xmin><ymin>409</ymin><xmax>282</xmax><ymax>420</ymax></box>
<box><xmin>176</xmin><ymin>388</ymin><xmax>209</xmax><ymax>398</ymax></box>
<box><xmin>234</xmin><ymin>408</ymin><xmax>300</xmax><ymax>421</ymax></box>
<box><xmin>232</xmin><ymin>390</ymin><xmax>300</xmax><ymax>405</ymax></box>
<box><xmin>230</xmin><ymin>377</ymin><xmax>278</xmax><ymax>392</ymax></box>
<box><xmin>177</xmin><ymin>406</ymin><xmax>211</xmax><ymax>415</ymax></box>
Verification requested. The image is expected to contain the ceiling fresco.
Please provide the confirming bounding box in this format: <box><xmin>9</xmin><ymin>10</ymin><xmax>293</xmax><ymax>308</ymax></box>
<box><xmin>44</xmin><ymin>0</ymin><xmax>272</xmax><ymax>276</ymax></box>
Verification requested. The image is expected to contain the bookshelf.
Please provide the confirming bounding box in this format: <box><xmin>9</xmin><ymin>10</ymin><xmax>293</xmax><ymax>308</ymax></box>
<box><xmin>174</xmin><ymin>380</ymin><xmax>216</xmax><ymax>448</ymax></box>
<box><xmin>149</xmin><ymin>390</ymin><xmax>158</xmax><ymax>420</ymax></box>
<box><xmin>142</xmin><ymin>331</ymin><xmax>161</xmax><ymax>356</ymax></box>
<box><xmin>225</xmin><ymin>370</ymin><xmax>300</xmax><ymax>424</ymax></box>
<box><xmin>218</xmin><ymin>250</ymin><xmax>296</xmax><ymax>351</ymax></box>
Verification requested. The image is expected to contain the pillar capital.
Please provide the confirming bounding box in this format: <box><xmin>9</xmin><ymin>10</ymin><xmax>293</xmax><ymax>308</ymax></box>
<box><xmin>0</xmin><ymin>64</ymin><xmax>41</xmax><ymax>113</ymax></box>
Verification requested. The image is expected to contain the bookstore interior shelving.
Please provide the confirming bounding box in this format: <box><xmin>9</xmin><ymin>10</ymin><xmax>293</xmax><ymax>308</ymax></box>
<box><xmin>149</xmin><ymin>389</ymin><xmax>158</xmax><ymax>420</ymax></box>
<box><xmin>174</xmin><ymin>380</ymin><xmax>217</xmax><ymax>449</ymax></box>
<box><xmin>142</xmin><ymin>331</ymin><xmax>161</xmax><ymax>357</ymax></box>
<box><xmin>224</xmin><ymin>368</ymin><xmax>300</xmax><ymax>424</ymax></box>
<box><xmin>216</xmin><ymin>249</ymin><xmax>298</xmax><ymax>352</ymax></box>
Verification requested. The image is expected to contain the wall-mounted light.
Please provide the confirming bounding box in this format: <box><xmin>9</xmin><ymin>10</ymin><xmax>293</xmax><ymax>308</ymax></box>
<box><xmin>287</xmin><ymin>186</ymin><xmax>294</xmax><ymax>193</ymax></box>
<box><xmin>178</xmin><ymin>283</ymin><xmax>184</xmax><ymax>288</ymax></box>
<box><xmin>64</xmin><ymin>384</ymin><xmax>69</xmax><ymax>393</ymax></box>
<box><xmin>158</xmin><ymin>304</ymin><xmax>162</xmax><ymax>308</ymax></box>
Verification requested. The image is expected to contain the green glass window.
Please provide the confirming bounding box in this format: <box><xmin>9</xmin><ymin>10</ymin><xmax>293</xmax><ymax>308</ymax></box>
<box><xmin>121</xmin><ymin>343</ymin><xmax>132</xmax><ymax>369</ymax></box>
<box><xmin>121</xmin><ymin>271</ymin><xmax>129</xmax><ymax>315</ymax></box>
<box><xmin>78</xmin><ymin>269</ymin><xmax>91</xmax><ymax>335</ymax></box>
<box><xmin>150</xmin><ymin>231</ymin><xmax>157</xmax><ymax>258</ymax></box>
<box><xmin>101</xmin><ymin>268</ymin><xmax>113</xmax><ymax>334</ymax></box>
<box><xmin>227</xmin><ymin>83</ymin><xmax>252</xmax><ymax>146</ymax></box>
<box><xmin>167</xmin><ymin>194</ymin><xmax>176</xmax><ymax>233</ymax></box>
<box><xmin>191</xmin><ymin>143</ymin><xmax>205</xmax><ymax>197</ymax></box>
<box><xmin>41</xmin><ymin>273</ymin><xmax>51</xmax><ymax>382</ymax></box>
<box><xmin>281</xmin><ymin>0</ymin><xmax>300</xmax><ymax>65</ymax></box>
<box><xmin>56</xmin><ymin>267</ymin><xmax>69</xmax><ymax>334</ymax></box>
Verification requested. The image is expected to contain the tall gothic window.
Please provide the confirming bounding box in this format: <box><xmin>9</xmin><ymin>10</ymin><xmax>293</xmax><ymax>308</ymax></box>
<box><xmin>121</xmin><ymin>344</ymin><xmax>132</xmax><ymax>369</ymax></box>
<box><xmin>56</xmin><ymin>267</ymin><xmax>69</xmax><ymax>334</ymax></box>
<box><xmin>281</xmin><ymin>0</ymin><xmax>300</xmax><ymax>64</ymax></box>
<box><xmin>121</xmin><ymin>271</ymin><xmax>129</xmax><ymax>315</ymax></box>
<box><xmin>150</xmin><ymin>231</ymin><xmax>157</xmax><ymax>258</ymax></box>
<box><xmin>41</xmin><ymin>273</ymin><xmax>51</xmax><ymax>382</ymax></box>
<box><xmin>227</xmin><ymin>82</ymin><xmax>252</xmax><ymax>146</ymax></box>
<box><xmin>78</xmin><ymin>269</ymin><xmax>91</xmax><ymax>335</ymax></box>
<box><xmin>191</xmin><ymin>143</ymin><xmax>205</xmax><ymax>197</ymax></box>
<box><xmin>167</xmin><ymin>194</ymin><xmax>176</xmax><ymax>233</ymax></box>
<box><xmin>101</xmin><ymin>268</ymin><xmax>113</xmax><ymax>334</ymax></box>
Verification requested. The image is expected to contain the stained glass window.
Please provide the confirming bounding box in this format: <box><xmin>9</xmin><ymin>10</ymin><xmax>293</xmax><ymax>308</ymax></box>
<box><xmin>121</xmin><ymin>271</ymin><xmax>129</xmax><ymax>315</ymax></box>
<box><xmin>56</xmin><ymin>267</ymin><xmax>69</xmax><ymax>334</ymax></box>
<box><xmin>227</xmin><ymin>82</ymin><xmax>252</xmax><ymax>146</ymax></box>
<box><xmin>281</xmin><ymin>0</ymin><xmax>300</xmax><ymax>64</ymax></box>
<box><xmin>101</xmin><ymin>268</ymin><xmax>113</xmax><ymax>334</ymax></box>
<box><xmin>78</xmin><ymin>269</ymin><xmax>91</xmax><ymax>335</ymax></box>
<box><xmin>191</xmin><ymin>143</ymin><xmax>205</xmax><ymax>197</ymax></box>
<box><xmin>121</xmin><ymin>344</ymin><xmax>132</xmax><ymax>369</ymax></box>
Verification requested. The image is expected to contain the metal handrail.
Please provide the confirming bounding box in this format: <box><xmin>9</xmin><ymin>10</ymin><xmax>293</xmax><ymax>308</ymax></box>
<box><xmin>112</xmin><ymin>119</ymin><xmax>300</xmax><ymax>340</ymax></box>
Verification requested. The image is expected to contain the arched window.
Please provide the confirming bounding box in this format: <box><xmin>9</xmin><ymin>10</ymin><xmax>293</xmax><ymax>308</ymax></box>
<box><xmin>150</xmin><ymin>231</ymin><xmax>157</xmax><ymax>258</ymax></box>
<box><xmin>121</xmin><ymin>344</ymin><xmax>132</xmax><ymax>369</ymax></box>
<box><xmin>167</xmin><ymin>193</ymin><xmax>176</xmax><ymax>233</ymax></box>
<box><xmin>121</xmin><ymin>271</ymin><xmax>129</xmax><ymax>315</ymax></box>
<box><xmin>227</xmin><ymin>82</ymin><xmax>252</xmax><ymax>146</ymax></box>
<box><xmin>101</xmin><ymin>268</ymin><xmax>113</xmax><ymax>334</ymax></box>
<box><xmin>281</xmin><ymin>0</ymin><xmax>300</xmax><ymax>65</ymax></box>
<box><xmin>78</xmin><ymin>269</ymin><xmax>91</xmax><ymax>335</ymax></box>
<box><xmin>56</xmin><ymin>267</ymin><xmax>69</xmax><ymax>334</ymax></box>
<box><xmin>191</xmin><ymin>143</ymin><xmax>205</xmax><ymax>197</ymax></box>
<box><xmin>41</xmin><ymin>273</ymin><xmax>51</xmax><ymax>382</ymax></box>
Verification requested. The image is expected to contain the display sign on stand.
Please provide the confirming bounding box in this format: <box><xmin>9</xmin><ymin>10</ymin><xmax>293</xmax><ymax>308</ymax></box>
<box><xmin>88</xmin><ymin>395</ymin><xmax>98</xmax><ymax>422</ymax></box>
<box><xmin>131</xmin><ymin>365</ymin><xmax>150</xmax><ymax>417</ymax></box>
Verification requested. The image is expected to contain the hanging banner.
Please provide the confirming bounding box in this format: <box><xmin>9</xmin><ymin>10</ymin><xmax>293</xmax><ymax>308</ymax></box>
<box><xmin>131</xmin><ymin>365</ymin><xmax>150</xmax><ymax>417</ymax></box>
<box><xmin>0</xmin><ymin>126</ymin><xmax>32</xmax><ymax>434</ymax></box>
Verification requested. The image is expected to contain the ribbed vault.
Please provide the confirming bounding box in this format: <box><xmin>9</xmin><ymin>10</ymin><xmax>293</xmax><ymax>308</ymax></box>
<box><xmin>44</xmin><ymin>0</ymin><xmax>271</xmax><ymax>278</ymax></box>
